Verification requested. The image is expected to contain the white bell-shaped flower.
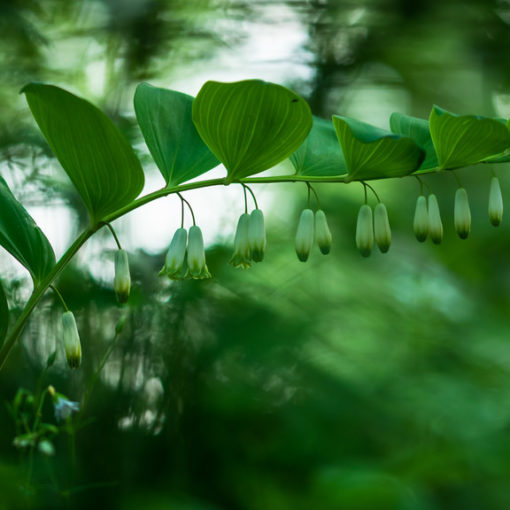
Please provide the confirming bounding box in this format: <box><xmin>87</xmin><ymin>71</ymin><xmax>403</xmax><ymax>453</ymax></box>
<box><xmin>356</xmin><ymin>204</ymin><xmax>374</xmax><ymax>257</ymax></box>
<box><xmin>113</xmin><ymin>249</ymin><xmax>131</xmax><ymax>303</ymax></box>
<box><xmin>454</xmin><ymin>187</ymin><xmax>471</xmax><ymax>239</ymax></box>
<box><xmin>489</xmin><ymin>176</ymin><xmax>503</xmax><ymax>226</ymax></box>
<box><xmin>413</xmin><ymin>195</ymin><xmax>429</xmax><ymax>242</ymax></box>
<box><xmin>374</xmin><ymin>203</ymin><xmax>391</xmax><ymax>253</ymax></box>
<box><xmin>62</xmin><ymin>311</ymin><xmax>81</xmax><ymax>369</ymax></box>
<box><xmin>428</xmin><ymin>194</ymin><xmax>443</xmax><ymax>244</ymax></box>
<box><xmin>295</xmin><ymin>209</ymin><xmax>314</xmax><ymax>262</ymax></box>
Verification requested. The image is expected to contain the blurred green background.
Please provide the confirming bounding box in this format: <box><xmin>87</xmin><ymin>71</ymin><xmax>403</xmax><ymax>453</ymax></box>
<box><xmin>3</xmin><ymin>0</ymin><xmax>510</xmax><ymax>509</ymax></box>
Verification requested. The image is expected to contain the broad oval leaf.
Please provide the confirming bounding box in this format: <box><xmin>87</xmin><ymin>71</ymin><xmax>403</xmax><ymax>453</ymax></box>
<box><xmin>429</xmin><ymin>106</ymin><xmax>510</xmax><ymax>169</ymax></box>
<box><xmin>332</xmin><ymin>116</ymin><xmax>424</xmax><ymax>181</ymax></box>
<box><xmin>192</xmin><ymin>79</ymin><xmax>313</xmax><ymax>183</ymax></box>
<box><xmin>0</xmin><ymin>280</ymin><xmax>8</xmax><ymax>345</ymax></box>
<box><xmin>290</xmin><ymin>116</ymin><xmax>347</xmax><ymax>176</ymax></box>
<box><xmin>134</xmin><ymin>83</ymin><xmax>220</xmax><ymax>186</ymax></box>
<box><xmin>22</xmin><ymin>83</ymin><xmax>145</xmax><ymax>223</ymax></box>
<box><xmin>0</xmin><ymin>176</ymin><xmax>55</xmax><ymax>283</ymax></box>
<box><xmin>389</xmin><ymin>113</ymin><xmax>438</xmax><ymax>170</ymax></box>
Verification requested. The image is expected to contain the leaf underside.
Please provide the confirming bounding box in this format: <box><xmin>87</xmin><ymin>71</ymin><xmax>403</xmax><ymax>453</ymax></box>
<box><xmin>0</xmin><ymin>176</ymin><xmax>55</xmax><ymax>283</ymax></box>
<box><xmin>134</xmin><ymin>83</ymin><xmax>220</xmax><ymax>186</ymax></box>
<box><xmin>429</xmin><ymin>105</ymin><xmax>510</xmax><ymax>169</ymax></box>
<box><xmin>332</xmin><ymin>116</ymin><xmax>425</xmax><ymax>181</ymax></box>
<box><xmin>290</xmin><ymin>116</ymin><xmax>347</xmax><ymax>177</ymax></box>
<box><xmin>390</xmin><ymin>112</ymin><xmax>438</xmax><ymax>170</ymax></box>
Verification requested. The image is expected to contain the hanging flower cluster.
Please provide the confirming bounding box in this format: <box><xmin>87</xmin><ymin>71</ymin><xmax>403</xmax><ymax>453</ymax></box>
<box><xmin>355</xmin><ymin>202</ymin><xmax>392</xmax><ymax>257</ymax></box>
<box><xmin>51</xmin><ymin>175</ymin><xmax>504</xmax><ymax>371</ymax></box>
<box><xmin>160</xmin><ymin>226</ymin><xmax>211</xmax><ymax>279</ymax></box>
<box><xmin>411</xmin><ymin>176</ymin><xmax>503</xmax><ymax>244</ymax></box>
<box><xmin>229</xmin><ymin>185</ymin><xmax>267</xmax><ymax>268</ymax></box>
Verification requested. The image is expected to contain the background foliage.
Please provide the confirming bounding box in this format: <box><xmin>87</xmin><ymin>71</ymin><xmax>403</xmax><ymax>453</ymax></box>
<box><xmin>3</xmin><ymin>0</ymin><xmax>510</xmax><ymax>509</ymax></box>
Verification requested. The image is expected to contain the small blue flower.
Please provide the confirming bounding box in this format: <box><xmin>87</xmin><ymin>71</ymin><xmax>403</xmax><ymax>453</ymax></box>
<box><xmin>54</xmin><ymin>395</ymin><xmax>80</xmax><ymax>422</ymax></box>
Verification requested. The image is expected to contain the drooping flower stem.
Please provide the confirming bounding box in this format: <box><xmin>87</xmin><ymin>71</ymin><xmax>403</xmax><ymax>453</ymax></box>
<box><xmin>177</xmin><ymin>192</ymin><xmax>196</xmax><ymax>226</ymax></box>
<box><xmin>242</xmin><ymin>183</ymin><xmax>259</xmax><ymax>209</ymax></box>
<box><xmin>106</xmin><ymin>223</ymin><xmax>122</xmax><ymax>250</ymax></box>
<box><xmin>50</xmin><ymin>285</ymin><xmax>69</xmax><ymax>312</ymax></box>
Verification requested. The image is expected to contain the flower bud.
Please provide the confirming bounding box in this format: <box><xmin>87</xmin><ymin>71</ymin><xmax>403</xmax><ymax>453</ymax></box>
<box><xmin>374</xmin><ymin>203</ymin><xmax>391</xmax><ymax>253</ymax></box>
<box><xmin>113</xmin><ymin>249</ymin><xmax>131</xmax><ymax>303</ymax></box>
<box><xmin>295</xmin><ymin>209</ymin><xmax>314</xmax><ymax>262</ymax></box>
<box><xmin>230</xmin><ymin>213</ymin><xmax>252</xmax><ymax>269</ymax></box>
<box><xmin>454</xmin><ymin>187</ymin><xmax>471</xmax><ymax>239</ymax></box>
<box><xmin>315</xmin><ymin>209</ymin><xmax>332</xmax><ymax>255</ymax></box>
<box><xmin>355</xmin><ymin>204</ymin><xmax>373</xmax><ymax>257</ymax></box>
<box><xmin>159</xmin><ymin>228</ymin><xmax>187</xmax><ymax>279</ymax></box>
<box><xmin>489</xmin><ymin>176</ymin><xmax>503</xmax><ymax>226</ymax></box>
<box><xmin>186</xmin><ymin>225</ymin><xmax>211</xmax><ymax>279</ymax></box>
<box><xmin>427</xmin><ymin>194</ymin><xmax>443</xmax><ymax>244</ymax></box>
<box><xmin>62</xmin><ymin>311</ymin><xmax>81</xmax><ymax>369</ymax></box>
<box><xmin>248</xmin><ymin>209</ymin><xmax>266</xmax><ymax>262</ymax></box>
<box><xmin>413</xmin><ymin>195</ymin><xmax>429</xmax><ymax>242</ymax></box>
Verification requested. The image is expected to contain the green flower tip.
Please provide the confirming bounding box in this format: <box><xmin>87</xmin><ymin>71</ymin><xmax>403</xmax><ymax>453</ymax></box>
<box><xmin>454</xmin><ymin>187</ymin><xmax>471</xmax><ymax>240</ymax></box>
<box><xmin>248</xmin><ymin>209</ymin><xmax>266</xmax><ymax>263</ymax></box>
<box><xmin>113</xmin><ymin>249</ymin><xmax>131</xmax><ymax>303</ymax></box>
<box><xmin>315</xmin><ymin>210</ymin><xmax>332</xmax><ymax>255</ymax></box>
<box><xmin>62</xmin><ymin>311</ymin><xmax>81</xmax><ymax>369</ymax></box>
<box><xmin>160</xmin><ymin>228</ymin><xmax>188</xmax><ymax>279</ymax></box>
<box><xmin>427</xmin><ymin>194</ymin><xmax>443</xmax><ymax>245</ymax></box>
<box><xmin>413</xmin><ymin>195</ymin><xmax>429</xmax><ymax>243</ymax></box>
<box><xmin>186</xmin><ymin>226</ymin><xmax>211</xmax><ymax>279</ymax></box>
<box><xmin>374</xmin><ymin>203</ymin><xmax>391</xmax><ymax>253</ymax></box>
<box><xmin>230</xmin><ymin>213</ymin><xmax>252</xmax><ymax>269</ymax></box>
<box><xmin>355</xmin><ymin>204</ymin><xmax>373</xmax><ymax>257</ymax></box>
<box><xmin>295</xmin><ymin>209</ymin><xmax>314</xmax><ymax>262</ymax></box>
<box><xmin>489</xmin><ymin>176</ymin><xmax>503</xmax><ymax>227</ymax></box>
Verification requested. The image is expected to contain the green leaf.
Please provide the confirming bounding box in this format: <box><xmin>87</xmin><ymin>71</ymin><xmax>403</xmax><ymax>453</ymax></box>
<box><xmin>0</xmin><ymin>176</ymin><xmax>55</xmax><ymax>283</ymax></box>
<box><xmin>192</xmin><ymin>79</ymin><xmax>313</xmax><ymax>183</ymax></box>
<box><xmin>134</xmin><ymin>83</ymin><xmax>220</xmax><ymax>186</ymax></box>
<box><xmin>429</xmin><ymin>105</ymin><xmax>510</xmax><ymax>169</ymax></box>
<box><xmin>0</xmin><ymin>280</ymin><xmax>8</xmax><ymax>345</ymax></box>
<box><xmin>22</xmin><ymin>83</ymin><xmax>145</xmax><ymax>223</ymax></box>
<box><xmin>332</xmin><ymin>116</ymin><xmax>424</xmax><ymax>181</ymax></box>
<box><xmin>290</xmin><ymin>117</ymin><xmax>347</xmax><ymax>176</ymax></box>
<box><xmin>389</xmin><ymin>113</ymin><xmax>438</xmax><ymax>170</ymax></box>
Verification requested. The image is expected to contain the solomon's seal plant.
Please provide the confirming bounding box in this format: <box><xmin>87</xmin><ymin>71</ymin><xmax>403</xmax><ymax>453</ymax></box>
<box><xmin>0</xmin><ymin>79</ymin><xmax>509</xmax><ymax>370</ymax></box>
